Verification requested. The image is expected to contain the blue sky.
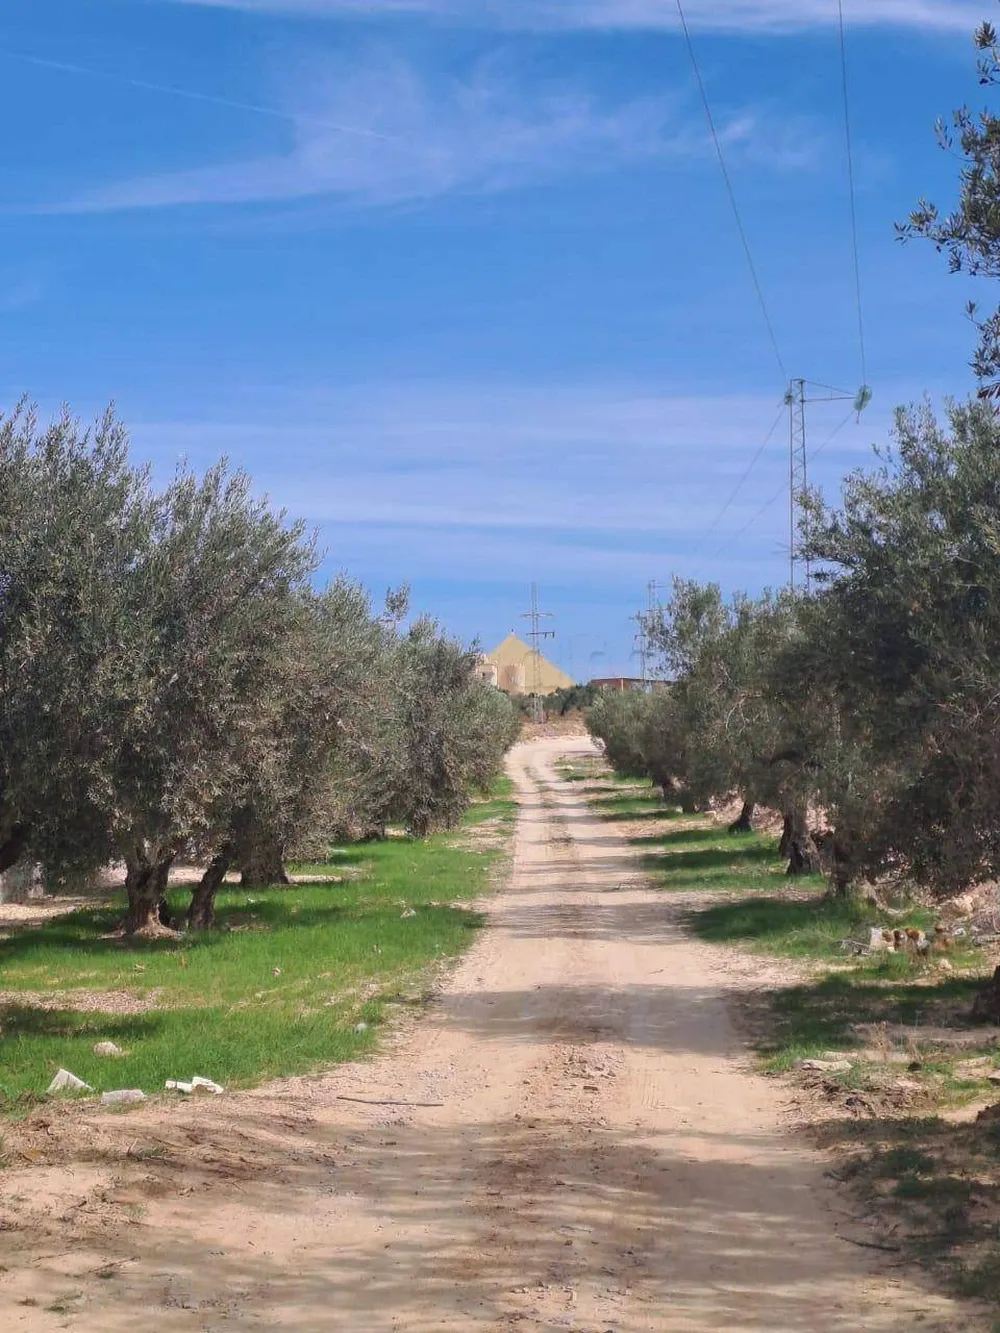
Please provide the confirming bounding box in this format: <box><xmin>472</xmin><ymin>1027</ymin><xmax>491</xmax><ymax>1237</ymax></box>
<box><xmin>0</xmin><ymin>0</ymin><xmax>991</xmax><ymax>677</ymax></box>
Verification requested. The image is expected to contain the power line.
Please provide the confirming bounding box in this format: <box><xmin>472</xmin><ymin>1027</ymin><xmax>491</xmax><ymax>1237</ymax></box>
<box><xmin>711</xmin><ymin>479</ymin><xmax>786</xmax><ymax>564</ymax></box>
<box><xmin>712</xmin><ymin>408</ymin><xmax>859</xmax><ymax>564</ymax></box>
<box><xmin>674</xmin><ymin>0</ymin><xmax>786</xmax><ymax>384</ymax></box>
<box><xmin>694</xmin><ymin>404</ymin><xmax>786</xmax><ymax>558</ymax></box>
<box><xmin>809</xmin><ymin>407</ymin><xmax>855</xmax><ymax>463</ymax></box>
<box><xmin>837</xmin><ymin>0</ymin><xmax>868</xmax><ymax>388</ymax></box>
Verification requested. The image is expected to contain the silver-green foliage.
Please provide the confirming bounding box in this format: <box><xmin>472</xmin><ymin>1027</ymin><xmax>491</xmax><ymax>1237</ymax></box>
<box><xmin>0</xmin><ymin>402</ymin><xmax>519</xmax><ymax>930</ymax></box>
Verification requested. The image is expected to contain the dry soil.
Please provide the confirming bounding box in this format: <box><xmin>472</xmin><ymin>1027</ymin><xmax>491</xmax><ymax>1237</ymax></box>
<box><xmin>0</xmin><ymin>737</ymin><xmax>984</xmax><ymax>1331</ymax></box>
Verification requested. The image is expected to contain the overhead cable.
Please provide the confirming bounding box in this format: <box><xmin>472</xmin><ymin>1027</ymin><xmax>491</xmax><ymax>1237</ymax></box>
<box><xmin>712</xmin><ymin>409</ymin><xmax>857</xmax><ymax>562</ymax></box>
<box><xmin>837</xmin><ymin>0</ymin><xmax>868</xmax><ymax>388</ymax></box>
<box><xmin>674</xmin><ymin>0</ymin><xmax>787</xmax><ymax>384</ymax></box>
<box><xmin>694</xmin><ymin>403</ymin><xmax>786</xmax><ymax>557</ymax></box>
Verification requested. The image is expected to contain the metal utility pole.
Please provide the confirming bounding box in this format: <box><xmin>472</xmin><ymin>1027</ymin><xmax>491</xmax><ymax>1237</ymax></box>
<box><xmin>785</xmin><ymin>378</ymin><xmax>871</xmax><ymax>593</ymax></box>
<box><xmin>632</xmin><ymin>580</ymin><xmax>662</xmax><ymax>687</ymax></box>
<box><xmin>632</xmin><ymin>611</ymin><xmax>649</xmax><ymax>686</ymax></box>
<box><xmin>521</xmin><ymin>583</ymin><xmax>555</xmax><ymax>724</ymax></box>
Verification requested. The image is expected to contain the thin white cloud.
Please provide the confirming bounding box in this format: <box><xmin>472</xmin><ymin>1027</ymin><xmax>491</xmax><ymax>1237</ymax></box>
<box><xmin>48</xmin><ymin>54</ymin><xmax>816</xmax><ymax>214</ymax></box>
<box><xmin>130</xmin><ymin>380</ymin><xmax>887</xmax><ymax>550</ymax></box>
<box><xmin>170</xmin><ymin>0</ymin><xmax>986</xmax><ymax>34</ymax></box>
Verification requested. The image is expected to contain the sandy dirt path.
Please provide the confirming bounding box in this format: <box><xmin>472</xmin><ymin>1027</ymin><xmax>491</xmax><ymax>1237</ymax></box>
<box><xmin>1</xmin><ymin>737</ymin><xmax>980</xmax><ymax>1331</ymax></box>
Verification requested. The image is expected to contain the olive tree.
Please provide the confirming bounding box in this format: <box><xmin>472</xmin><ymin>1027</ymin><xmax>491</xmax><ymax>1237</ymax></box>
<box><xmin>187</xmin><ymin>579</ymin><xmax>405</xmax><ymax>924</ymax></box>
<box><xmin>585</xmin><ymin>690</ymin><xmax>655</xmax><ymax>783</ymax></box>
<box><xmin>900</xmin><ymin>8</ymin><xmax>1000</xmax><ymax>397</ymax></box>
<box><xmin>803</xmin><ymin>398</ymin><xmax>1000</xmax><ymax>896</ymax></box>
<box><xmin>107</xmin><ymin>461</ymin><xmax>316</xmax><ymax>932</ymax></box>
<box><xmin>386</xmin><ymin>620</ymin><xmax>519</xmax><ymax>838</ymax></box>
<box><xmin>0</xmin><ymin>402</ymin><xmax>153</xmax><ymax>881</ymax></box>
<box><xmin>646</xmin><ymin>579</ymin><xmax>830</xmax><ymax>872</ymax></box>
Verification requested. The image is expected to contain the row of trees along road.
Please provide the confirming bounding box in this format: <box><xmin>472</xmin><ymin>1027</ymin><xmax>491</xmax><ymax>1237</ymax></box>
<box><xmin>590</xmin><ymin>10</ymin><xmax>1000</xmax><ymax>903</ymax></box>
<box><xmin>0</xmin><ymin>402</ymin><xmax>519</xmax><ymax>934</ymax></box>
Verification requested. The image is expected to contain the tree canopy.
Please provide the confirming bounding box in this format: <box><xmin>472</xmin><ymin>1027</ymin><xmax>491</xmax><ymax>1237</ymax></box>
<box><xmin>0</xmin><ymin>402</ymin><xmax>518</xmax><ymax>933</ymax></box>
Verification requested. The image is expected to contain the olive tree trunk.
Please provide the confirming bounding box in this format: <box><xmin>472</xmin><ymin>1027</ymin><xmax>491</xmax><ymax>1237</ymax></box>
<box><xmin>123</xmin><ymin>848</ymin><xmax>176</xmax><ymax>933</ymax></box>
<box><xmin>728</xmin><ymin>800</ymin><xmax>756</xmax><ymax>835</ymax></box>
<box><xmin>781</xmin><ymin>810</ymin><xmax>822</xmax><ymax>877</ymax></box>
<box><xmin>0</xmin><ymin>823</ymin><xmax>29</xmax><ymax>875</ymax></box>
<box><xmin>188</xmin><ymin>845</ymin><xmax>234</xmax><ymax>930</ymax></box>
<box><xmin>971</xmin><ymin>966</ymin><xmax>1000</xmax><ymax>1025</ymax></box>
<box><xmin>239</xmin><ymin>835</ymin><xmax>289</xmax><ymax>888</ymax></box>
<box><xmin>828</xmin><ymin>826</ymin><xmax>857</xmax><ymax>897</ymax></box>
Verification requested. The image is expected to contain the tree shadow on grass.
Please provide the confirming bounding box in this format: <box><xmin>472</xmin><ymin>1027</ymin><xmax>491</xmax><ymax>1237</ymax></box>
<box><xmin>638</xmin><ymin>841</ymin><xmax>783</xmax><ymax>879</ymax></box>
<box><xmin>0</xmin><ymin>1003</ymin><xmax>165</xmax><ymax>1044</ymax></box>
<box><xmin>754</xmin><ymin>971</ymin><xmax>990</xmax><ymax>1064</ymax></box>
<box><xmin>596</xmin><ymin>807</ymin><xmax>682</xmax><ymax>823</ymax></box>
<box><xmin>687</xmin><ymin>894</ymin><xmax>865</xmax><ymax>949</ymax></box>
<box><xmin>632</xmin><ymin>826</ymin><xmax>759</xmax><ymax>849</ymax></box>
<box><xmin>812</xmin><ymin>1112</ymin><xmax>1000</xmax><ymax>1309</ymax></box>
<box><xmin>0</xmin><ymin>892</ymin><xmax>482</xmax><ymax>969</ymax></box>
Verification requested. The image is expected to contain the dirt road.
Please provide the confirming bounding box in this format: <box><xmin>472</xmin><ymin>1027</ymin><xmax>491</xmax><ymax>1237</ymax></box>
<box><xmin>2</xmin><ymin>738</ymin><xmax>979</xmax><ymax>1330</ymax></box>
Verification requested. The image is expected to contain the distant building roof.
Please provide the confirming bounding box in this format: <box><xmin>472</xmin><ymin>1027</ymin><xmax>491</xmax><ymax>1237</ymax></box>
<box><xmin>482</xmin><ymin>633</ymin><xmax>575</xmax><ymax>696</ymax></box>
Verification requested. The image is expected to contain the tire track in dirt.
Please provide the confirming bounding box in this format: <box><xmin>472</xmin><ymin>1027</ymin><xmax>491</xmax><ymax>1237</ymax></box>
<box><xmin>0</xmin><ymin>737</ymin><xmax>987</xmax><ymax>1331</ymax></box>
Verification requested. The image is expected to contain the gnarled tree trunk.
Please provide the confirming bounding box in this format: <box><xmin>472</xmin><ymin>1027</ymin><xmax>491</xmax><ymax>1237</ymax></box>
<box><xmin>728</xmin><ymin>800</ymin><xmax>756</xmax><ymax>835</ymax></box>
<box><xmin>239</xmin><ymin>835</ymin><xmax>289</xmax><ymax>888</ymax></box>
<box><xmin>123</xmin><ymin>848</ymin><xmax>176</xmax><ymax>933</ymax></box>
<box><xmin>829</xmin><ymin>825</ymin><xmax>857</xmax><ymax>896</ymax></box>
<box><xmin>781</xmin><ymin>810</ymin><xmax>822</xmax><ymax>876</ymax></box>
<box><xmin>188</xmin><ymin>845</ymin><xmax>233</xmax><ymax>930</ymax></box>
<box><xmin>0</xmin><ymin>823</ymin><xmax>29</xmax><ymax>875</ymax></box>
<box><xmin>680</xmin><ymin>792</ymin><xmax>700</xmax><ymax>815</ymax></box>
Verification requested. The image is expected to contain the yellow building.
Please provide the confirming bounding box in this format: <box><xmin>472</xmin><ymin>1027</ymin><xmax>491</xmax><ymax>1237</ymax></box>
<box><xmin>478</xmin><ymin>633</ymin><xmax>575</xmax><ymax>696</ymax></box>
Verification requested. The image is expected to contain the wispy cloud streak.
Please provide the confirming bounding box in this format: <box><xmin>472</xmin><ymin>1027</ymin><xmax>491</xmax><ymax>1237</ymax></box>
<box><xmin>46</xmin><ymin>55</ymin><xmax>815</xmax><ymax>213</ymax></box>
<box><xmin>170</xmin><ymin>0</ymin><xmax>986</xmax><ymax>34</ymax></box>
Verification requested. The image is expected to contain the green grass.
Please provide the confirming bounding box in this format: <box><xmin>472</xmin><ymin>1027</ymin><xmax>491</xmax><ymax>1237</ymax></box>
<box><xmin>690</xmin><ymin>894</ymin><xmax>885</xmax><ymax>957</ymax></box>
<box><xmin>0</xmin><ymin>788</ymin><xmax>515</xmax><ymax>1113</ymax></box>
<box><xmin>760</xmin><ymin>971</ymin><xmax>990</xmax><ymax>1070</ymax></box>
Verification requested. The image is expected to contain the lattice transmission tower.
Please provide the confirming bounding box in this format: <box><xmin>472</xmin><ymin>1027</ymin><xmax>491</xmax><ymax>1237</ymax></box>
<box><xmin>521</xmin><ymin>583</ymin><xmax>555</xmax><ymax>724</ymax></box>
<box><xmin>785</xmin><ymin>378</ymin><xmax>871</xmax><ymax>593</ymax></box>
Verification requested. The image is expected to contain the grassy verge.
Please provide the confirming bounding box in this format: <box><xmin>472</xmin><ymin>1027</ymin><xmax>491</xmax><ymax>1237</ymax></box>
<box><xmin>0</xmin><ymin>787</ymin><xmax>515</xmax><ymax>1115</ymax></box>
<box><xmin>580</xmin><ymin>763</ymin><xmax>1000</xmax><ymax>1314</ymax></box>
<box><xmin>821</xmin><ymin>1114</ymin><xmax>1000</xmax><ymax>1307</ymax></box>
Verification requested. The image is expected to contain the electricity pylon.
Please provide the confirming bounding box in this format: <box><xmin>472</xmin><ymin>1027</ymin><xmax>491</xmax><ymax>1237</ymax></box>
<box><xmin>632</xmin><ymin>580</ymin><xmax>663</xmax><ymax>686</ymax></box>
<box><xmin>521</xmin><ymin>583</ymin><xmax>555</xmax><ymax>724</ymax></box>
<box><xmin>785</xmin><ymin>378</ymin><xmax>871</xmax><ymax>593</ymax></box>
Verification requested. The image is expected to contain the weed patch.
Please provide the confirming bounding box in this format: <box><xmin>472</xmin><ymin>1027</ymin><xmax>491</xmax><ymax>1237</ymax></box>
<box><xmin>0</xmin><ymin>788</ymin><xmax>513</xmax><ymax>1112</ymax></box>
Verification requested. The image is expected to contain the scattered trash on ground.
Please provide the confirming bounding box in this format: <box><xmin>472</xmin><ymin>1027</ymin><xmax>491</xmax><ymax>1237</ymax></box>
<box><xmin>165</xmin><ymin>1075</ymin><xmax>224</xmax><ymax>1095</ymax></box>
<box><xmin>101</xmin><ymin>1089</ymin><xmax>146</xmax><ymax>1105</ymax></box>
<box><xmin>840</xmin><ymin>923</ymin><xmax>969</xmax><ymax>958</ymax></box>
<box><xmin>47</xmin><ymin>1068</ymin><xmax>92</xmax><ymax>1094</ymax></box>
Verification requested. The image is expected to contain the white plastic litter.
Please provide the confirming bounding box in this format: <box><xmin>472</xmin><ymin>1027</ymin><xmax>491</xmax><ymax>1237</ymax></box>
<box><xmin>47</xmin><ymin>1068</ymin><xmax>92</xmax><ymax>1094</ymax></box>
<box><xmin>101</xmin><ymin>1089</ymin><xmax>146</xmax><ymax>1105</ymax></box>
<box><xmin>165</xmin><ymin>1075</ymin><xmax>224</xmax><ymax>1095</ymax></box>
